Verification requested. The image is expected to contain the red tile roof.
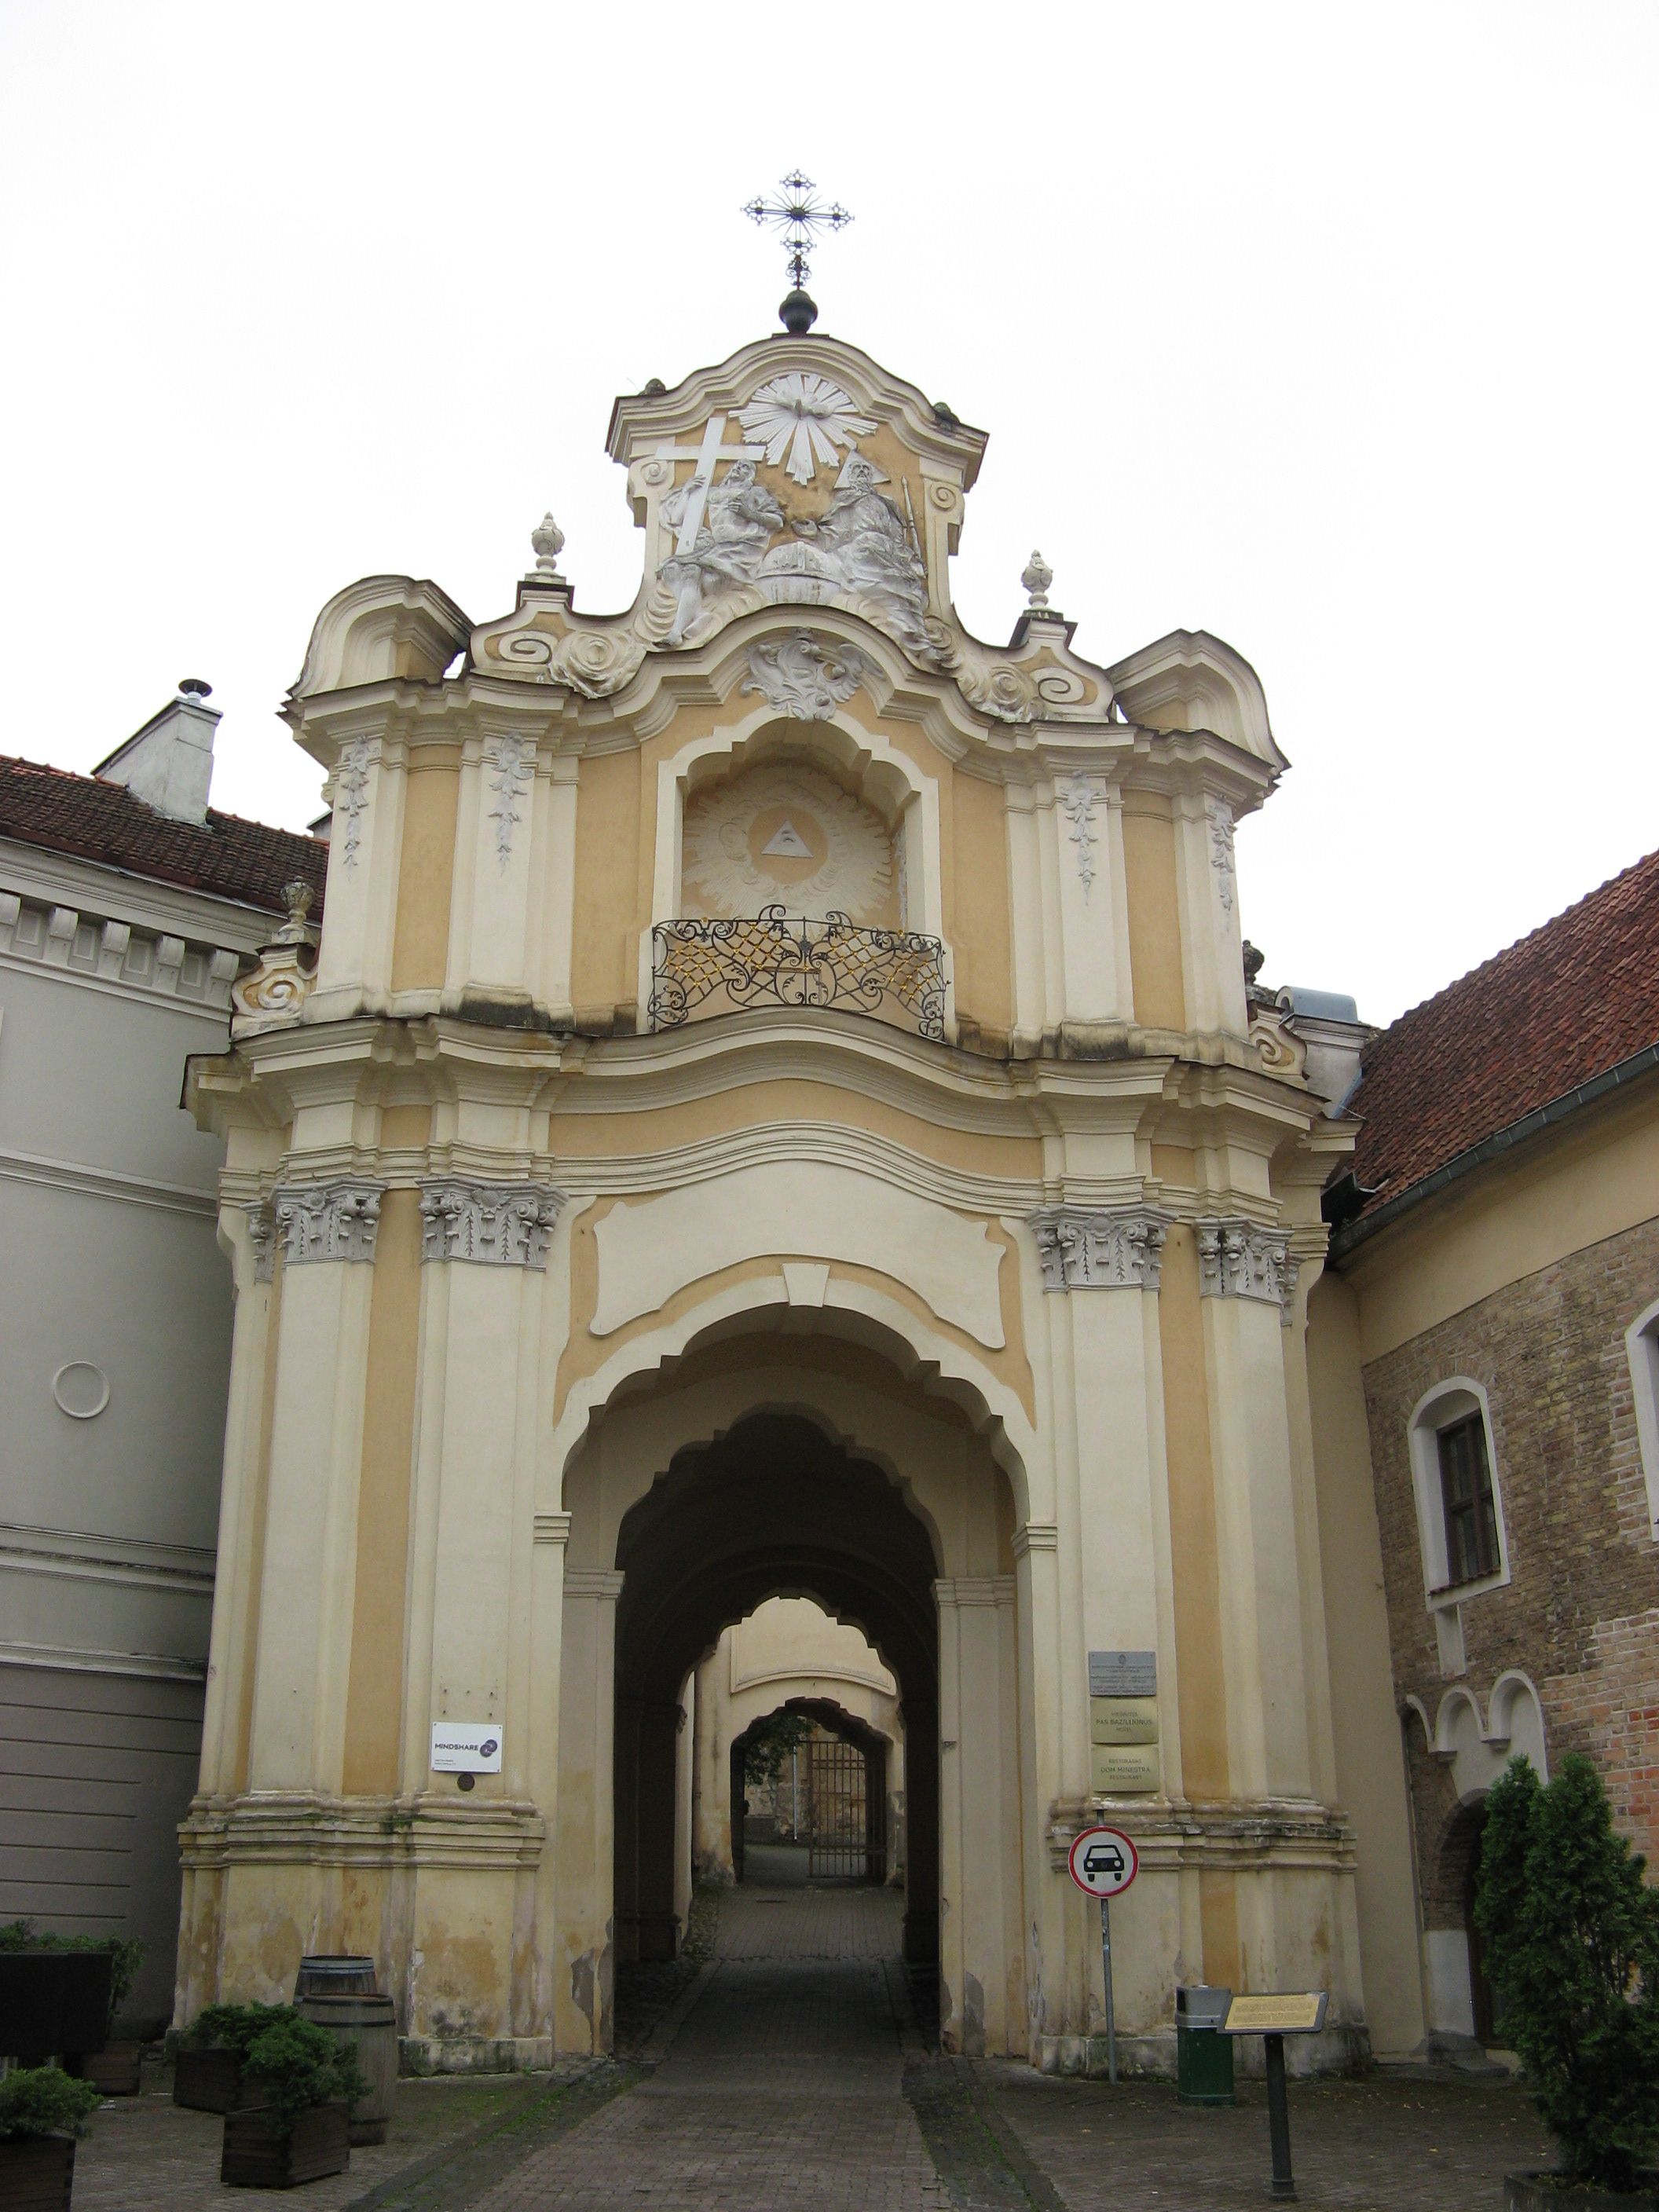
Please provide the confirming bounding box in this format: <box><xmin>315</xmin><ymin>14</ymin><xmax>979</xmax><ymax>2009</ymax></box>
<box><xmin>0</xmin><ymin>754</ymin><xmax>325</xmax><ymax>918</ymax></box>
<box><xmin>1346</xmin><ymin>848</ymin><xmax>1659</xmax><ymax>1219</ymax></box>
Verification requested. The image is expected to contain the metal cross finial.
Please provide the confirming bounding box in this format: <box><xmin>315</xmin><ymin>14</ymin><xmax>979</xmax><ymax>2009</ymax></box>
<box><xmin>742</xmin><ymin>170</ymin><xmax>853</xmax><ymax>295</ymax></box>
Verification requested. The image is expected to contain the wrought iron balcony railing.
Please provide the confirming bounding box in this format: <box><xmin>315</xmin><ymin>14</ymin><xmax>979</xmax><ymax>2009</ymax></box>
<box><xmin>649</xmin><ymin>906</ymin><xmax>946</xmax><ymax>1042</ymax></box>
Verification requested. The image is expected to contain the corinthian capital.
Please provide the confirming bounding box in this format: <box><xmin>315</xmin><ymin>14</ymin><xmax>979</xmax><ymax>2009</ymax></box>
<box><xmin>272</xmin><ymin>1181</ymin><xmax>384</xmax><ymax>1265</ymax></box>
<box><xmin>1196</xmin><ymin>1217</ymin><xmax>1296</xmax><ymax>1319</ymax></box>
<box><xmin>419</xmin><ymin>1180</ymin><xmax>566</xmax><ymax>1270</ymax></box>
<box><xmin>1031</xmin><ymin>1207</ymin><xmax>1170</xmax><ymax>1291</ymax></box>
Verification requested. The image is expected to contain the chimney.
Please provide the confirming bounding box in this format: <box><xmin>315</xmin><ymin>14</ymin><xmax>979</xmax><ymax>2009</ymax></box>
<box><xmin>94</xmin><ymin>678</ymin><xmax>221</xmax><ymax>824</ymax></box>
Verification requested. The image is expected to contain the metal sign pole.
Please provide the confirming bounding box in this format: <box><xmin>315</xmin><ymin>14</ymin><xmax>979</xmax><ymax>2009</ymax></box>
<box><xmin>1264</xmin><ymin>2033</ymin><xmax>1295</xmax><ymax>2200</ymax></box>
<box><xmin>1100</xmin><ymin>1895</ymin><xmax>1117</xmax><ymax>2085</ymax></box>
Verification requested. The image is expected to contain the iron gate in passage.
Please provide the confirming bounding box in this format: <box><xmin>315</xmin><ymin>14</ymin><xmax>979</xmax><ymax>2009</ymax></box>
<box><xmin>808</xmin><ymin>1733</ymin><xmax>882</xmax><ymax>1882</ymax></box>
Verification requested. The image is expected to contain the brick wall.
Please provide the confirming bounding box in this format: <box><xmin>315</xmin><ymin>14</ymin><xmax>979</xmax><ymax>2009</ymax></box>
<box><xmin>1359</xmin><ymin>1215</ymin><xmax>1659</xmax><ymax>1898</ymax></box>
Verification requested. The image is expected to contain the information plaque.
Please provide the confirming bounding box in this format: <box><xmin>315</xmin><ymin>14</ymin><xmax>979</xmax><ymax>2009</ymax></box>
<box><xmin>1089</xmin><ymin>1649</ymin><xmax>1157</xmax><ymax>1698</ymax></box>
<box><xmin>1090</xmin><ymin>1743</ymin><xmax>1161</xmax><ymax>1793</ymax></box>
<box><xmin>1220</xmin><ymin>1991</ymin><xmax>1328</xmax><ymax>2036</ymax></box>
<box><xmin>1090</xmin><ymin>1696</ymin><xmax>1159</xmax><ymax>1745</ymax></box>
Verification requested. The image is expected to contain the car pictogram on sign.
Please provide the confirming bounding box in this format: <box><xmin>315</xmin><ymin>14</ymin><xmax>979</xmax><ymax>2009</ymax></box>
<box><xmin>1067</xmin><ymin>1823</ymin><xmax>1139</xmax><ymax>1898</ymax></box>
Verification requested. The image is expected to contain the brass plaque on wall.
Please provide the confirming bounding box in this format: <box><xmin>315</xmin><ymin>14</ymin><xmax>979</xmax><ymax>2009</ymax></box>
<box><xmin>1090</xmin><ymin>1697</ymin><xmax>1159</xmax><ymax>1745</ymax></box>
<box><xmin>1090</xmin><ymin>1742</ymin><xmax>1162</xmax><ymax>1793</ymax></box>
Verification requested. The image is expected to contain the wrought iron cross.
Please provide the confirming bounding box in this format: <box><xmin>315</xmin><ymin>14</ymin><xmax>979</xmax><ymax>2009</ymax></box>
<box><xmin>742</xmin><ymin>170</ymin><xmax>853</xmax><ymax>294</ymax></box>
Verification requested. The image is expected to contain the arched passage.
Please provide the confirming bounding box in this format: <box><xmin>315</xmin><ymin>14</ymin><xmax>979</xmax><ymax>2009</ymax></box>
<box><xmin>730</xmin><ymin>1695</ymin><xmax>895</xmax><ymax>1887</ymax></box>
<box><xmin>612</xmin><ymin>1412</ymin><xmax>940</xmax><ymax>1965</ymax></box>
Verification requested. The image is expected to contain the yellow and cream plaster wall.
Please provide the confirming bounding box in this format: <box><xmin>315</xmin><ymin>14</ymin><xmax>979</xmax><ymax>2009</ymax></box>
<box><xmin>179</xmin><ymin>329</ymin><xmax>1417</xmax><ymax>2073</ymax></box>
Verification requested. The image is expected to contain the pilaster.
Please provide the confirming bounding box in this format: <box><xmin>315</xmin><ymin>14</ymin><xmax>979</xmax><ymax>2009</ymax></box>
<box><xmin>554</xmin><ymin>1567</ymin><xmax>624</xmax><ymax>2053</ymax></box>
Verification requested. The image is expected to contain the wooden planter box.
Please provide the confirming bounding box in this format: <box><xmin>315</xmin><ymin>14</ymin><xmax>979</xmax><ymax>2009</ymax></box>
<box><xmin>174</xmin><ymin>2046</ymin><xmax>242</xmax><ymax>2113</ymax></box>
<box><xmin>1507</xmin><ymin>2177</ymin><xmax>1659</xmax><ymax>2211</ymax></box>
<box><xmin>0</xmin><ymin>2133</ymin><xmax>76</xmax><ymax>2212</ymax></box>
<box><xmin>220</xmin><ymin>2102</ymin><xmax>349</xmax><ymax>2190</ymax></box>
<box><xmin>68</xmin><ymin>2042</ymin><xmax>141</xmax><ymax>2096</ymax></box>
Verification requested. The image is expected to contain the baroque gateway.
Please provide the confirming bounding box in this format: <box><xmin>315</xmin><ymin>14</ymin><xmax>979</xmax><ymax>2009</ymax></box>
<box><xmin>174</xmin><ymin>315</ymin><xmax>1410</xmax><ymax>2075</ymax></box>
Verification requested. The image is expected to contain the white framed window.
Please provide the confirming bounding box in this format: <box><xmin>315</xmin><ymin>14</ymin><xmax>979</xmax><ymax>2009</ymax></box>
<box><xmin>1408</xmin><ymin>1379</ymin><xmax>1511</xmax><ymax>1606</ymax></box>
<box><xmin>1623</xmin><ymin>1297</ymin><xmax>1659</xmax><ymax>1543</ymax></box>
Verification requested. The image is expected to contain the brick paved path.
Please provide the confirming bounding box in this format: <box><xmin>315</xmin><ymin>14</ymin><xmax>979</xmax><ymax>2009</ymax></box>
<box><xmin>472</xmin><ymin>1886</ymin><xmax>945</xmax><ymax>2209</ymax></box>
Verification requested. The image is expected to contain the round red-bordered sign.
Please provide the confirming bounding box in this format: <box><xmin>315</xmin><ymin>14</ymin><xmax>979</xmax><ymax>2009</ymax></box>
<box><xmin>1068</xmin><ymin>1824</ymin><xmax>1138</xmax><ymax>1898</ymax></box>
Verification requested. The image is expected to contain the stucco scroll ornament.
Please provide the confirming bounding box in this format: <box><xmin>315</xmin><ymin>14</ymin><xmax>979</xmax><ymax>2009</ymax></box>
<box><xmin>659</xmin><ymin>461</ymin><xmax>786</xmax><ymax>645</ymax></box>
<box><xmin>1207</xmin><ymin>797</ymin><xmax>1237</xmax><ymax>913</ymax></box>
<box><xmin>742</xmin><ymin>630</ymin><xmax>875</xmax><ymax>720</ymax></box>
<box><xmin>272</xmin><ymin>1181</ymin><xmax>383</xmax><ymax>1265</ymax></box>
<box><xmin>1031</xmin><ymin>1207</ymin><xmax>1170</xmax><ymax>1291</ymax></box>
<box><xmin>1249</xmin><ymin>1007</ymin><xmax>1307</xmax><ymax>1082</ymax></box>
<box><xmin>419</xmin><ymin>1180</ymin><xmax>566</xmax><ymax>1270</ymax></box>
<box><xmin>1058</xmin><ymin>778</ymin><xmax>1108</xmax><ymax>900</ymax></box>
<box><xmin>1196</xmin><ymin>1218</ymin><xmax>1297</xmax><ymax>1322</ymax></box>
<box><xmin>231</xmin><ymin>881</ymin><xmax>319</xmax><ymax>1033</ymax></box>
<box><xmin>485</xmin><ymin>735</ymin><xmax>537</xmax><ymax>869</ymax></box>
<box><xmin>333</xmin><ymin>738</ymin><xmax>374</xmax><ymax>870</ymax></box>
<box><xmin>925</xmin><ymin>622</ymin><xmax>1093</xmax><ymax>725</ymax></box>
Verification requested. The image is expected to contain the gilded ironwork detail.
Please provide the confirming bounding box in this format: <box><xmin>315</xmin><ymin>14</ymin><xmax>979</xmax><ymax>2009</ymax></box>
<box><xmin>650</xmin><ymin>905</ymin><xmax>945</xmax><ymax>1041</ymax></box>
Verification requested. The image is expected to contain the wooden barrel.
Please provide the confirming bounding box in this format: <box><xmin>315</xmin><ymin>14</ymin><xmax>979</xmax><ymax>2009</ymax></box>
<box><xmin>294</xmin><ymin>1954</ymin><xmax>377</xmax><ymax>1998</ymax></box>
<box><xmin>297</xmin><ymin>1990</ymin><xmax>397</xmax><ymax>2147</ymax></box>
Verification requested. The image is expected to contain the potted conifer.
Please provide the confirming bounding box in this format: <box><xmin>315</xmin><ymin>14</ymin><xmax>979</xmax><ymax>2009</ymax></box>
<box><xmin>0</xmin><ymin>2064</ymin><xmax>101</xmax><ymax>2210</ymax></box>
<box><xmin>218</xmin><ymin>2010</ymin><xmax>366</xmax><ymax>2189</ymax></box>
<box><xmin>174</xmin><ymin>2001</ymin><xmax>293</xmax><ymax>2114</ymax></box>
<box><xmin>1476</xmin><ymin>1754</ymin><xmax>1659</xmax><ymax>2207</ymax></box>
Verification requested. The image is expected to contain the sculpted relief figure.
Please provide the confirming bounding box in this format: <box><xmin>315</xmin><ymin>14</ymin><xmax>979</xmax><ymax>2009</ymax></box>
<box><xmin>792</xmin><ymin>457</ymin><xmax>931</xmax><ymax>657</ymax></box>
<box><xmin>659</xmin><ymin>460</ymin><xmax>785</xmax><ymax>643</ymax></box>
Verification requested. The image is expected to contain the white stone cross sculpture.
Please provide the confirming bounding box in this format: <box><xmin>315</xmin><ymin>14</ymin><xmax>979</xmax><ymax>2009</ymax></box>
<box><xmin>655</xmin><ymin>415</ymin><xmax>769</xmax><ymax>556</ymax></box>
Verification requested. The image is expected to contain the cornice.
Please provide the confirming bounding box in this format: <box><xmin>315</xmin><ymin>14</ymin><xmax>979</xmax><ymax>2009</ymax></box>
<box><xmin>0</xmin><ymin>838</ymin><xmax>287</xmax><ymax>951</ymax></box>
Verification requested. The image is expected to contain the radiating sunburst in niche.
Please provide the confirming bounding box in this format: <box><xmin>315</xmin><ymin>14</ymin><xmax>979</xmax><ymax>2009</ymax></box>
<box><xmin>738</xmin><ymin>373</ymin><xmax>877</xmax><ymax>486</ymax></box>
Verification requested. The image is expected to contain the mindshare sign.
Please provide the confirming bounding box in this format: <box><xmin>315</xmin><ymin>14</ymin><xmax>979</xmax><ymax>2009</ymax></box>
<box><xmin>430</xmin><ymin>1723</ymin><xmax>503</xmax><ymax>1774</ymax></box>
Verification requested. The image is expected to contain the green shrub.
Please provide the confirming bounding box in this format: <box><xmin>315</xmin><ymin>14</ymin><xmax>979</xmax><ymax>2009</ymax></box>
<box><xmin>0</xmin><ymin>1920</ymin><xmax>145</xmax><ymax>2021</ymax></box>
<box><xmin>742</xmin><ymin>1710</ymin><xmax>815</xmax><ymax>1788</ymax></box>
<box><xmin>240</xmin><ymin>2013</ymin><xmax>368</xmax><ymax>2135</ymax></box>
<box><xmin>183</xmin><ymin>2001</ymin><xmax>295</xmax><ymax>2054</ymax></box>
<box><xmin>1476</xmin><ymin>1753</ymin><xmax>1659</xmax><ymax>2192</ymax></box>
<box><xmin>0</xmin><ymin>2066</ymin><xmax>102</xmax><ymax>2141</ymax></box>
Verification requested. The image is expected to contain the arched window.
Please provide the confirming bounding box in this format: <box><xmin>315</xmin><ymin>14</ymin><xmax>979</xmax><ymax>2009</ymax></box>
<box><xmin>1408</xmin><ymin>1379</ymin><xmax>1511</xmax><ymax>1603</ymax></box>
<box><xmin>1623</xmin><ymin>1296</ymin><xmax>1659</xmax><ymax>1544</ymax></box>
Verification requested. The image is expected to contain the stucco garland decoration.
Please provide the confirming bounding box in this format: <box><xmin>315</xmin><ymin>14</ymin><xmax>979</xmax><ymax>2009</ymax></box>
<box><xmin>742</xmin><ymin>630</ymin><xmax>874</xmax><ymax>721</ymax></box>
<box><xmin>1208</xmin><ymin>797</ymin><xmax>1237</xmax><ymax>912</ymax></box>
<box><xmin>485</xmin><ymin>735</ymin><xmax>537</xmax><ymax>870</ymax></box>
<box><xmin>335</xmin><ymin>738</ymin><xmax>374</xmax><ymax>870</ymax></box>
<box><xmin>419</xmin><ymin>1180</ymin><xmax>566</xmax><ymax>1269</ymax></box>
<box><xmin>682</xmin><ymin>761</ymin><xmax>894</xmax><ymax>923</ymax></box>
<box><xmin>272</xmin><ymin>1181</ymin><xmax>383</xmax><ymax>1265</ymax></box>
<box><xmin>1031</xmin><ymin>1207</ymin><xmax>1170</xmax><ymax>1291</ymax></box>
<box><xmin>1057</xmin><ymin>777</ymin><xmax>1108</xmax><ymax>900</ymax></box>
<box><xmin>1196</xmin><ymin>1218</ymin><xmax>1295</xmax><ymax>1321</ymax></box>
<box><xmin>247</xmin><ymin>1204</ymin><xmax>277</xmax><ymax>1284</ymax></box>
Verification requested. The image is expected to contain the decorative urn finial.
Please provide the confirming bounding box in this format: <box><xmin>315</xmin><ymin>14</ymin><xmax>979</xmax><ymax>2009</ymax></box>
<box><xmin>1021</xmin><ymin>551</ymin><xmax>1053</xmax><ymax>612</ymax></box>
<box><xmin>529</xmin><ymin>512</ymin><xmax>566</xmax><ymax>580</ymax></box>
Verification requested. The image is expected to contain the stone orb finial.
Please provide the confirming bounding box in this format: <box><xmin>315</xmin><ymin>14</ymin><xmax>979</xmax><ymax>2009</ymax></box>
<box><xmin>1021</xmin><ymin>551</ymin><xmax>1053</xmax><ymax>610</ymax></box>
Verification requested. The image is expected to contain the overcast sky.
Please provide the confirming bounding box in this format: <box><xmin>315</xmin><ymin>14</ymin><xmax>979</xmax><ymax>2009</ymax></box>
<box><xmin>2</xmin><ymin>2</ymin><xmax>1653</xmax><ymax>1024</ymax></box>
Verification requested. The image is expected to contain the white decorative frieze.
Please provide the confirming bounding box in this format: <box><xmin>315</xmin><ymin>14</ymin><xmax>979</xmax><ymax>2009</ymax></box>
<box><xmin>0</xmin><ymin>891</ymin><xmax>240</xmax><ymax>1011</ymax></box>
<box><xmin>1207</xmin><ymin>797</ymin><xmax>1237</xmax><ymax>913</ymax></box>
<box><xmin>1058</xmin><ymin>777</ymin><xmax>1108</xmax><ymax>900</ymax></box>
<box><xmin>742</xmin><ymin>630</ymin><xmax>873</xmax><ymax>720</ymax></box>
<box><xmin>247</xmin><ymin>1203</ymin><xmax>278</xmax><ymax>1283</ymax></box>
<box><xmin>419</xmin><ymin>1180</ymin><xmax>566</xmax><ymax>1269</ymax></box>
<box><xmin>1031</xmin><ymin>1207</ymin><xmax>1170</xmax><ymax>1291</ymax></box>
<box><xmin>272</xmin><ymin>1181</ymin><xmax>383</xmax><ymax>1265</ymax></box>
<box><xmin>335</xmin><ymin>738</ymin><xmax>374</xmax><ymax>870</ymax></box>
<box><xmin>1196</xmin><ymin>1218</ymin><xmax>1296</xmax><ymax>1319</ymax></box>
<box><xmin>484</xmin><ymin>735</ymin><xmax>537</xmax><ymax>870</ymax></box>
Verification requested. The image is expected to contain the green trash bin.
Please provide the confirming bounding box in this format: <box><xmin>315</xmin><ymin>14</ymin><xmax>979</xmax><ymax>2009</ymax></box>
<box><xmin>1176</xmin><ymin>1986</ymin><xmax>1235</xmax><ymax>2106</ymax></box>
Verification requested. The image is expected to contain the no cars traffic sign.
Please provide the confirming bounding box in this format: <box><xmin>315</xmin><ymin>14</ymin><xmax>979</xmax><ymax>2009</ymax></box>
<box><xmin>1067</xmin><ymin>1824</ymin><xmax>1138</xmax><ymax>1899</ymax></box>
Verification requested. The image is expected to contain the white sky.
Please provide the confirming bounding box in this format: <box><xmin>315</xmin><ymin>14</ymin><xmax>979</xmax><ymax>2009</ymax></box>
<box><xmin>2</xmin><ymin>1</ymin><xmax>1654</xmax><ymax>1024</ymax></box>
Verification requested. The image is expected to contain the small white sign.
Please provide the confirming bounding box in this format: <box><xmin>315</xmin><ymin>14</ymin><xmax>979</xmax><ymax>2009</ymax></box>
<box><xmin>431</xmin><ymin>1723</ymin><xmax>502</xmax><ymax>1774</ymax></box>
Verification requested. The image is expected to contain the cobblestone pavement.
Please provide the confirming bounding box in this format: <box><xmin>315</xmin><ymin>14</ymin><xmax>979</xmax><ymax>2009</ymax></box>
<box><xmin>976</xmin><ymin>2062</ymin><xmax>1553</xmax><ymax>2212</ymax></box>
<box><xmin>71</xmin><ymin>1890</ymin><xmax>1554</xmax><ymax>2210</ymax></box>
<box><xmin>716</xmin><ymin>1878</ymin><xmax>906</xmax><ymax>1958</ymax></box>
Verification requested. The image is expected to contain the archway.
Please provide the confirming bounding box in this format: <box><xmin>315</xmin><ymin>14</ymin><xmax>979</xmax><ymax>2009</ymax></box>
<box><xmin>731</xmin><ymin>1695</ymin><xmax>896</xmax><ymax>1888</ymax></box>
<box><xmin>611</xmin><ymin>1412</ymin><xmax>941</xmax><ymax>1967</ymax></box>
